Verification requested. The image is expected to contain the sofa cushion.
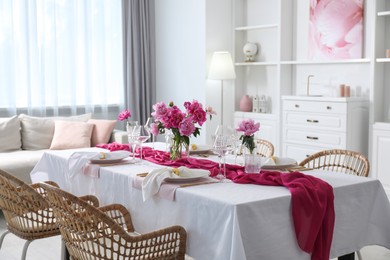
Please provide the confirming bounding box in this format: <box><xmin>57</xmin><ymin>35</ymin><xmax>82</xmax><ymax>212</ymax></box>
<box><xmin>50</xmin><ymin>121</ymin><xmax>94</xmax><ymax>150</ymax></box>
<box><xmin>88</xmin><ymin>119</ymin><xmax>116</xmax><ymax>147</ymax></box>
<box><xmin>0</xmin><ymin>116</ymin><xmax>22</xmax><ymax>152</ymax></box>
<box><xmin>19</xmin><ymin>113</ymin><xmax>92</xmax><ymax>150</ymax></box>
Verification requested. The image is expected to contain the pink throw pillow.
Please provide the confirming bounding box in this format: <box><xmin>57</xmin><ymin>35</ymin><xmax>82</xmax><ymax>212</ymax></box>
<box><xmin>50</xmin><ymin>121</ymin><xmax>94</xmax><ymax>150</ymax></box>
<box><xmin>87</xmin><ymin>119</ymin><xmax>116</xmax><ymax>147</ymax></box>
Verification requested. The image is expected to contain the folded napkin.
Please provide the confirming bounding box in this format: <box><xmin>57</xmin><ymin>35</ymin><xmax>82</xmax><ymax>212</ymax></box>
<box><xmin>142</xmin><ymin>167</ymin><xmax>210</xmax><ymax>201</ymax></box>
<box><xmin>68</xmin><ymin>151</ymin><xmax>131</xmax><ymax>178</ymax></box>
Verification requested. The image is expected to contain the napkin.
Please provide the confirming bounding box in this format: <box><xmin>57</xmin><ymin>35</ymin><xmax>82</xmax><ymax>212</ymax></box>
<box><xmin>68</xmin><ymin>152</ymin><xmax>99</xmax><ymax>178</ymax></box>
<box><xmin>68</xmin><ymin>151</ymin><xmax>131</xmax><ymax>178</ymax></box>
<box><xmin>141</xmin><ymin>167</ymin><xmax>210</xmax><ymax>201</ymax></box>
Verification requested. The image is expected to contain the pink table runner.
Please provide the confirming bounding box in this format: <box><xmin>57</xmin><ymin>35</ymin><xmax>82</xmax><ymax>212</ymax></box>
<box><xmin>97</xmin><ymin>143</ymin><xmax>335</xmax><ymax>260</ymax></box>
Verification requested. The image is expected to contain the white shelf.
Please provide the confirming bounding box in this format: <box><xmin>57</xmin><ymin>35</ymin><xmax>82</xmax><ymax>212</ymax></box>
<box><xmin>235</xmin><ymin>61</ymin><xmax>278</xmax><ymax>66</ymax></box>
<box><xmin>235</xmin><ymin>24</ymin><xmax>278</xmax><ymax>31</ymax></box>
<box><xmin>376</xmin><ymin>58</ymin><xmax>390</xmax><ymax>63</ymax></box>
<box><xmin>377</xmin><ymin>11</ymin><xmax>390</xmax><ymax>17</ymax></box>
<box><xmin>280</xmin><ymin>58</ymin><xmax>370</xmax><ymax>65</ymax></box>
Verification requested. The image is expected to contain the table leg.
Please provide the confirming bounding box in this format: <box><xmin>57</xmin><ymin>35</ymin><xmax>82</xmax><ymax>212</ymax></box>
<box><xmin>338</xmin><ymin>252</ymin><xmax>355</xmax><ymax>260</ymax></box>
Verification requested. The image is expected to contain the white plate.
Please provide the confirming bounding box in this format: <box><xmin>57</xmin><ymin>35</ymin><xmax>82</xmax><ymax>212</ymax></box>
<box><xmin>189</xmin><ymin>144</ymin><xmax>212</xmax><ymax>154</ymax></box>
<box><xmin>164</xmin><ymin>171</ymin><xmax>210</xmax><ymax>183</ymax></box>
<box><xmin>262</xmin><ymin>157</ymin><xmax>297</xmax><ymax>170</ymax></box>
<box><xmin>89</xmin><ymin>152</ymin><xmax>130</xmax><ymax>164</ymax></box>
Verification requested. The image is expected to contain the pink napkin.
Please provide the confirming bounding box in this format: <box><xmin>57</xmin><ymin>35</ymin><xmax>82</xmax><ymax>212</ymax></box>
<box><xmin>96</xmin><ymin>144</ymin><xmax>335</xmax><ymax>260</ymax></box>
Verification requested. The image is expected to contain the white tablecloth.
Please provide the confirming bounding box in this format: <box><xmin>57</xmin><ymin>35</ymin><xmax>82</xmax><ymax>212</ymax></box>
<box><xmin>30</xmin><ymin>146</ymin><xmax>390</xmax><ymax>260</ymax></box>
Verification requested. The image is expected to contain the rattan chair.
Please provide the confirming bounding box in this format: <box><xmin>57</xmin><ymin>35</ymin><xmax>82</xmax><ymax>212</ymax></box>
<box><xmin>38</xmin><ymin>182</ymin><xmax>187</xmax><ymax>260</ymax></box>
<box><xmin>299</xmin><ymin>149</ymin><xmax>369</xmax><ymax>177</ymax></box>
<box><xmin>0</xmin><ymin>168</ymin><xmax>61</xmax><ymax>260</ymax></box>
<box><xmin>0</xmin><ymin>169</ymin><xmax>99</xmax><ymax>260</ymax></box>
<box><xmin>255</xmin><ymin>139</ymin><xmax>274</xmax><ymax>158</ymax></box>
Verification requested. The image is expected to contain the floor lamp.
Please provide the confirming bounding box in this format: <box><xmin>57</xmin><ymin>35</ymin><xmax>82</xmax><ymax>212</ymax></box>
<box><xmin>208</xmin><ymin>51</ymin><xmax>236</xmax><ymax>125</ymax></box>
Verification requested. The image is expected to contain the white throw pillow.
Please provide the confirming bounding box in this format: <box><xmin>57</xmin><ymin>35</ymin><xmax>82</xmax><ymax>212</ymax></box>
<box><xmin>49</xmin><ymin>121</ymin><xmax>94</xmax><ymax>150</ymax></box>
<box><xmin>0</xmin><ymin>116</ymin><xmax>21</xmax><ymax>152</ymax></box>
<box><xmin>19</xmin><ymin>113</ymin><xmax>92</xmax><ymax>150</ymax></box>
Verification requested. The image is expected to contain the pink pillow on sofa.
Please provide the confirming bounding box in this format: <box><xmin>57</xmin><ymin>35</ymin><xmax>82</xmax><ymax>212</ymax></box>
<box><xmin>50</xmin><ymin>121</ymin><xmax>94</xmax><ymax>150</ymax></box>
<box><xmin>87</xmin><ymin>119</ymin><xmax>116</xmax><ymax>147</ymax></box>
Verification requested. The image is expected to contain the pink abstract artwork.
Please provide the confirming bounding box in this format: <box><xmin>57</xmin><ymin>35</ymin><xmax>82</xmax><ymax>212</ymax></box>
<box><xmin>308</xmin><ymin>0</ymin><xmax>364</xmax><ymax>61</ymax></box>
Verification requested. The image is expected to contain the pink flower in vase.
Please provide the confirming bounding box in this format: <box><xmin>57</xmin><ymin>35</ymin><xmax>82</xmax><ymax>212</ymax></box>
<box><xmin>236</xmin><ymin>119</ymin><xmax>260</xmax><ymax>136</ymax></box>
<box><xmin>118</xmin><ymin>109</ymin><xmax>131</xmax><ymax>121</ymax></box>
<box><xmin>205</xmin><ymin>106</ymin><xmax>217</xmax><ymax>120</ymax></box>
<box><xmin>178</xmin><ymin>117</ymin><xmax>196</xmax><ymax>136</ymax></box>
<box><xmin>150</xmin><ymin>123</ymin><xmax>159</xmax><ymax>136</ymax></box>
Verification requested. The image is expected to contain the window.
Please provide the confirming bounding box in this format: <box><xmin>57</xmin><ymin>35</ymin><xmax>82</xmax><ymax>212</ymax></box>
<box><xmin>0</xmin><ymin>0</ymin><xmax>123</xmax><ymax>114</ymax></box>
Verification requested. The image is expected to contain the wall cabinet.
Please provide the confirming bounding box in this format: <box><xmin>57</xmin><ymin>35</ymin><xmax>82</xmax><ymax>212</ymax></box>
<box><xmin>282</xmin><ymin>96</ymin><xmax>369</xmax><ymax>163</ymax></box>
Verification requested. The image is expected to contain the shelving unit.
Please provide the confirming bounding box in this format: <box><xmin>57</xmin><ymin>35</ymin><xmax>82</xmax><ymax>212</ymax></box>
<box><xmin>232</xmin><ymin>0</ymin><xmax>372</xmax><ymax>156</ymax></box>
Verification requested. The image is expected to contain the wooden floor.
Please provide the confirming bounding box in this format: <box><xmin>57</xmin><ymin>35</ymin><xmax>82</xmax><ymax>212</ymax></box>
<box><xmin>0</xmin><ymin>211</ymin><xmax>389</xmax><ymax>259</ymax></box>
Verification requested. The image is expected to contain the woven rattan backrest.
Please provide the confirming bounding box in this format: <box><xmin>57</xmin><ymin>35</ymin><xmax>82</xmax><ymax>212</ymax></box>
<box><xmin>39</xmin><ymin>182</ymin><xmax>187</xmax><ymax>260</ymax></box>
<box><xmin>0</xmin><ymin>169</ymin><xmax>58</xmax><ymax>240</ymax></box>
<box><xmin>255</xmin><ymin>139</ymin><xmax>275</xmax><ymax>157</ymax></box>
<box><xmin>299</xmin><ymin>149</ymin><xmax>370</xmax><ymax>177</ymax></box>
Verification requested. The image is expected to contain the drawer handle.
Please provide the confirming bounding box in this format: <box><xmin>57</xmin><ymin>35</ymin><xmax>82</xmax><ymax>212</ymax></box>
<box><xmin>295</xmin><ymin>104</ymin><xmax>300</xmax><ymax>108</ymax></box>
<box><xmin>306</xmin><ymin>119</ymin><xmax>319</xmax><ymax>123</ymax></box>
<box><xmin>326</xmin><ymin>106</ymin><xmax>332</xmax><ymax>110</ymax></box>
<box><xmin>306</xmin><ymin>136</ymin><xmax>319</xmax><ymax>140</ymax></box>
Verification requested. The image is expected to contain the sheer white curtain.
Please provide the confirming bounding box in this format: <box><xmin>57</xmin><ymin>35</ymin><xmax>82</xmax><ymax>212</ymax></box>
<box><xmin>0</xmin><ymin>0</ymin><xmax>124</xmax><ymax>117</ymax></box>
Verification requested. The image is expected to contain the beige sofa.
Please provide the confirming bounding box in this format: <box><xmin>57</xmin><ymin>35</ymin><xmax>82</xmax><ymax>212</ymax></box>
<box><xmin>0</xmin><ymin>113</ymin><xmax>127</xmax><ymax>183</ymax></box>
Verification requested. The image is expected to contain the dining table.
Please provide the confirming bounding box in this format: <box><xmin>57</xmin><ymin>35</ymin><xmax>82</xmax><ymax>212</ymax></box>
<box><xmin>30</xmin><ymin>143</ymin><xmax>390</xmax><ymax>260</ymax></box>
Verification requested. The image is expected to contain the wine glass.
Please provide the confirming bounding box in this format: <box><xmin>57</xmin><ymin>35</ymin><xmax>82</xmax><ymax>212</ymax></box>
<box><xmin>126</xmin><ymin>121</ymin><xmax>139</xmax><ymax>162</ymax></box>
<box><xmin>133</xmin><ymin>125</ymin><xmax>151</xmax><ymax>161</ymax></box>
<box><xmin>144</xmin><ymin>117</ymin><xmax>156</xmax><ymax>149</ymax></box>
<box><xmin>212</xmin><ymin>125</ymin><xmax>234</xmax><ymax>181</ymax></box>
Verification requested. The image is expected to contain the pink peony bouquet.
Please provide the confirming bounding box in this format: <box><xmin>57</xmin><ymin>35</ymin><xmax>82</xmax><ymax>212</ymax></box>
<box><xmin>151</xmin><ymin>100</ymin><xmax>211</xmax><ymax>159</ymax></box>
<box><xmin>236</xmin><ymin>119</ymin><xmax>260</xmax><ymax>154</ymax></box>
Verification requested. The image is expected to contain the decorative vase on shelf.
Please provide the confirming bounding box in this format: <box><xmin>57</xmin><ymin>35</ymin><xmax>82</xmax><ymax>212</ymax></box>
<box><xmin>243</xmin><ymin>42</ymin><xmax>259</xmax><ymax>62</ymax></box>
<box><xmin>240</xmin><ymin>95</ymin><xmax>253</xmax><ymax>112</ymax></box>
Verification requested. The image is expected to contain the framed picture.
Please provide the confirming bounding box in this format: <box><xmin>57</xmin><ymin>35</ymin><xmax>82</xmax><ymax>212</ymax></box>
<box><xmin>308</xmin><ymin>0</ymin><xmax>364</xmax><ymax>61</ymax></box>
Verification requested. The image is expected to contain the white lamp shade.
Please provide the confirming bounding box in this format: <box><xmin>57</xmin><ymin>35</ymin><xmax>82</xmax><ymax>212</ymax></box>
<box><xmin>208</xmin><ymin>51</ymin><xmax>236</xmax><ymax>80</ymax></box>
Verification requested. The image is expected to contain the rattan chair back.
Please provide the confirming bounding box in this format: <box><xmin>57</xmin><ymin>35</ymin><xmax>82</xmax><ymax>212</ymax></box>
<box><xmin>299</xmin><ymin>149</ymin><xmax>370</xmax><ymax>177</ymax></box>
<box><xmin>0</xmin><ymin>169</ymin><xmax>59</xmax><ymax>240</ymax></box>
<box><xmin>39</xmin><ymin>182</ymin><xmax>187</xmax><ymax>260</ymax></box>
<box><xmin>0</xmin><ymin>169</ymin><xmax>60</xmax><ymax>260</ymax></box>
<box><xmin>255</xmin><ymin>139</ymin><xmax>275</xmax><ymax>157</ymax></box>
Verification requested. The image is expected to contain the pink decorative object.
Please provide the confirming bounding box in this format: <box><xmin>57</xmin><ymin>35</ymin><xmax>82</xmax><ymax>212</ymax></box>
<box><xmin>308</xmin><ymin>0</ymin><xmax>364</xmax><ymax>61</ymax></box>
<box><xmin>239</xmin><ymin>95</ymin><xmax>253</xmax><ymax>112</ymax></box>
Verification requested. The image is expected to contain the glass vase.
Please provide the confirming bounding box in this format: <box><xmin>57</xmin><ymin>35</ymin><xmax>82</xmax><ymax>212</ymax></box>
<box><xmin>170</xmin><ymin>137</ymin><xmax>189</xmax><ymax>160</ymax></box>
<box><xmin>244</xmin><ymin>153</ymin><xmax>262</xmax><ymax>173</ymax></box>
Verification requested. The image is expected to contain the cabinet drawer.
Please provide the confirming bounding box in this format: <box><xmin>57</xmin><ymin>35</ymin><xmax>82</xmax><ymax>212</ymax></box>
<box><xmin>283</xmin><ymin>100</ymin><xmax>347</xmax><ymax>114</ymax></box>
<box><xmin>283</xmin><ymin>144</ymin><xmax>330</xmax><ymax>163</ymax></box>
<box><xmin>284</xmin><ymin>112</ymin><xmax>346</xmax><ymax>130</ymax></box>
<box><xmin>284</xmin><ymin>128</ymin><xmax>346</xmax><ymax>147</ymax></box>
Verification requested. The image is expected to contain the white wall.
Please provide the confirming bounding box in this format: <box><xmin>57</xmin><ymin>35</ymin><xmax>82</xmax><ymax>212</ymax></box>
<box><xmin>155</xmin><ymin>0</ymin><xmax>207</xmax><ymax>142</ymax></box>
<box><xmin>155</xmin><ymin>0</ymin><xmax>233</xmax><ymax>144</ymax></box>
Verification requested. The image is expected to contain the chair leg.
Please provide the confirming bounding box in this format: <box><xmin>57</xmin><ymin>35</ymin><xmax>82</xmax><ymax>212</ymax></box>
<box><xmin>21</xmin><ymin>240</ymin><xmax>32</xmax><ymax>260</ymax></box>
<box><xmin>357</xmin><ymin>250</ymin><xmax>363</xmax><ymax>260</ymax></box>
<box><xmin>0</xmin><ymin>230</ymin><xmax>10</xmax><ymax>249</ymax></box>
<box><xmin>61</xmin><ymin>240</ymin><xmax>70</xmax><ymax>260</ymax></box>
